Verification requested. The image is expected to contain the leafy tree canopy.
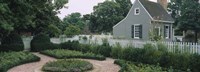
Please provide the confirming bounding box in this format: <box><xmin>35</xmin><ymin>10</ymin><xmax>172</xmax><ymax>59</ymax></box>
<box><xmin>0</xmin><ymin>0</ymin><xmax>68</xmax><ymax>38</ymax></box>
<box><xmin>88</xmin><ymin>0</ymin><xmax>132</xmax><ymax>33</ymax></box>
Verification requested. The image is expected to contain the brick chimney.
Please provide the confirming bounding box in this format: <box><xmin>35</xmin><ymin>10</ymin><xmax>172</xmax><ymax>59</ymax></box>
<box><xmin>157</xmin><ymin>0</ymin><xmax>168</xmax><ymax>10</ymax></box>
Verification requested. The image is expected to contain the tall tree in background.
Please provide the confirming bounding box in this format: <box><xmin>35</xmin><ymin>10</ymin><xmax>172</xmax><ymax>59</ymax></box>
<box><xmin>63</xmin><ymin>13</ymin><xmax>85</xmax><ymax>29</ymax></box>
<box><xmin>169</xmin><ymin>0</ymin><xmax>200</xmax><ymax>42</ymax></box>
<box><xmin>115</xmin><ymin>0</ymin><xmax>132</xmax><ymax>17</ymax></box>
<box><xmin>177</xmin><ymin>0</ymin><xmax>200</xmax><ymax>42</ymax></box>
<box><xmin>89</xmin><ymin>0</ymin><xmax>132</xmax><ymax>33</ymax></box>
<box><xmin>62</xmin><ymin>12</ymin><xmax>86</xmax><ymax>31</ymax></box>
<box><xmin>168</xmin><ymin>0</ymin><xmax>183</xmax><ymax>27</ymax></box>
<box><xmin>0</xmin><ymin>0</ymin><xmax>68</xmax><ymax>38</ymax></box>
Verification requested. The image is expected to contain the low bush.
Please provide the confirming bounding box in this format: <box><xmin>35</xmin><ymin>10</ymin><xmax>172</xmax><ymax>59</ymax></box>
<box><xmin>40</xmin><ymin>49</ymin><xmax>105</xmax><ymax>60</ymax></box>
<box><xmin>121</xmin><ymin>46</ymin><xmax>144</xmax><ymax>62</ymax></box>
<box><xmin>79</xmin><ymin>44</ymin><xmax>92</xmax><ymax>53</ymax></box>
<box><xmin>0</xmin><ymin>33</ymin><xmax>24</xmax><ymax>52</ymax></box>
<box><xmin>60</xmin><ymin>40</ymin><xmax>81</xmax><ymax>51</ymax></box>
<box><xmin>96</xmin><ymin>43</ymin><xmax>111</xmax><ymax>57</ymax></box>
<box><xmin>0</xmin><ymin>52</ymin><xmax>40</xmax><ymax>72</ymax></box>
<box><xmin>30</xmin><ymin>34</ymin><xmax>55</xmax><ymax>52</ymax></box>
<box><xmin>89</xmin><ymin>44</ymin><xmax>111</xmax><ymax>57</ymax></box>
<box><xmin>118</xmin><ymin>43</ymin><xmax>200</xmax><ymax>72</ymax></box>
<box><xmin>111</xmin><ymin>43</ymin><xmax>123</xmax><ymax>59</ymax></box>
<box><xmin>42</xmin><ymin>59</ymin><xmax>93</xmax><ymax>72</ymax></box>
<box><xmin>114</xmin><ymin>60</ymin><xmax>167</xmax><ymax>72</ymax></box>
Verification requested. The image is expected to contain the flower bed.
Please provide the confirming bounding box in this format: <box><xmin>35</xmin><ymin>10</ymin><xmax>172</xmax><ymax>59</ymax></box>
<box><xmin>0</xmin><ymin>52</ymin><xmax>40</xmax><ymax>72</ymax></box>
<box><xmin>40</xmin><ymin>49</ymin><xmax>105</xmax><ymax>60</ymax></box>
<box><xmin>42</xmin><ymin>59</ymin><xmax>93</xmax><ymax>72</ymax></box>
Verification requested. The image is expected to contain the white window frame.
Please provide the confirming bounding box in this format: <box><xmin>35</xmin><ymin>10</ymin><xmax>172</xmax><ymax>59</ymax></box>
<box><xmin>165</xmin><ymin>25</ymin><xmax>170</xmax><ymax>39</ymax></box>
<box><xmin>134</xmin><ymin>24</ymin><xmax>140</xmax><ymax>39</ymax></box>
<box><xmin>155</xmin><ymin>27</ymin><xmax>161</xmax><ymax>36</ymax></box>
<box><xmin>134</xmin><ymin>8</ymin><xmax>140</xmax><ymax>15</ymax></box>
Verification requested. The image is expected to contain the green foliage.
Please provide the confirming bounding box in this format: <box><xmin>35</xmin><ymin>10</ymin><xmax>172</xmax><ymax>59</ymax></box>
<box><xmin>79</xmin><ymin>44</ymin><xmax>92</xmax><ymax>53</ymax></box>
<box><xmin>60</xmin><ymin>40</ymin><xmax>80</xmax><ymax>51</ymax></box>
<box><xmin>117</xmin><ymin>43</ymin><xmax>200</xmax><ymax>72</ymax></box>
<box><xmin>82</xmin><ymin>36</ymin><xmax>88</xmax><ymax>40</ymax></box>
<box><xmin>114</xmin><ymin>60</ymin><xmax>166</xmax><ymax>72</ymax></box>
<box><xmin>0</xmin><ymin>0</ymin><xmax>68</xmax><ymax>36</ymax></box>
<box><xmin>40</xmin><ymin>49</ymin><xmax>106</xmax><ymax>60</ymax></box>
<box><xmin>157</xmin><ymin>43</ymin><xmax>168</xmax><ymax>52</ymax></box>
<box><xmin>169</xmin><ymin>0</ymin><xmax>200</xmax><ymax>42</ymax></box>
<box><xmin>30</xmin><ymin>34</ymin><xmax>55</xmax><ymax>52</ymax></box>
<box><xmin>42</xmin><ymin>59</ymin><xmax>93</xmax><ymax>72</ymax></box>
<box><xmin>47</xmin><ymin>24</ymin><xmax>62</xmax><ymax>37</ymax></box>
<box><xmin>0</xmin><ymin>33</ymin><xmax>24</xmax><ymax>51</ymax></box>
<box><xmin>64</xmin><ymin>25</ymin><xmax>81</xmax><ymax>37</ymax></box>
<box><xmin>189</xmin><ymin>53</ymin><xmax>200</xmax><ymax>72</ymax></box>
<box><xmin>89</xmin><ymin>0</ymin><xmax>127</xmax><ymax>32</ymax></box>
<box><xmin>62</xmin><ymin>12</ymin><xmax>87</xmax><ymax>33</ymax></box>
<box><xmin>89</xmin><ymin>39</ymin><xmax>112</xmax><ymax>57</ymax></box>
<box><xmin>0</xmin><ymin>52</ymin><xmax>40</xmax><ymax>72</ymax></box>
<box><xmin>111</xmin><ymin>43</ymin><xmax>123</xmax><ymax>59</ymax></box>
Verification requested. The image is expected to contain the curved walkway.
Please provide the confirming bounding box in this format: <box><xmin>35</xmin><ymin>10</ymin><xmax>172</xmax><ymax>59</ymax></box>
<box><xmin>8</xmin><ymin>53</ymin><xmax>120</xmax><ymax>72</ymax></box>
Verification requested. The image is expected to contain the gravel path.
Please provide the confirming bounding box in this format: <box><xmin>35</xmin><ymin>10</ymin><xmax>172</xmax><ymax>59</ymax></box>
<box><xmin>8</xmin><ymin>53</ymin><xmax>120</xmax><ymax>72</ymax></box>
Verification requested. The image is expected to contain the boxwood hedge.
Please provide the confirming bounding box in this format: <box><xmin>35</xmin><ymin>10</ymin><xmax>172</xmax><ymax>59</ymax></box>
<box><xmin>42</xmin><ymin>59</ymin><xmax>93</xmax><ymax>72</ymax></box>
<box><xmin>40</xmin><ymin>49</ymin><xmax>105</xmax><ymax>60</ymax></box>
<box><xmin>0</xmin><ymin>52</ymin><xmax>40</xmax><ymax>72</ymax></box>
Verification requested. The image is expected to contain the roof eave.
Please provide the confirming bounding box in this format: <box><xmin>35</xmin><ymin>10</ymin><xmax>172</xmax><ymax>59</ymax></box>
<box><xmin>152</xmin><ymin>20</ymin><xmax>174</xmax><ymax>23</ymax></box>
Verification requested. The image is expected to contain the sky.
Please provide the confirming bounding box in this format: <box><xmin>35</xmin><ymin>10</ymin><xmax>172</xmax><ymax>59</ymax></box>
<box><xmin>57</xmin><ymin>0</ymin><xmax>157</xmax><ymax>19</ymax></box>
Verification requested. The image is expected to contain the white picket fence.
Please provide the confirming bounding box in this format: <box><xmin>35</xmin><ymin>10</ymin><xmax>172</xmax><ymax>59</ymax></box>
<box><xmin>21</xmin><ymin>35</ymin><xmax>200</xmax><ymax>54</ymax></box>
<box><xmin>78</xmin><ymin>37</ymin><xmax>200</xmax><ymax>54</ymax></box>
<box><xmin>161</xmin><ymin>42</ymin><xmax>199</xmax><ymax>54</ymax></box>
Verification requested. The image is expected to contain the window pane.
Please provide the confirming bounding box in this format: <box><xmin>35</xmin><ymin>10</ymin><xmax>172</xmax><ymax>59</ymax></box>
<box><xmin>135</xmin><ymin>25</ymin><xmax>140</xmax><ymax>38</ymax></box>
<box><xmin>165</xmin><ymin>26</ymin><xmax>169</xmax><ymax>38</ymax></box>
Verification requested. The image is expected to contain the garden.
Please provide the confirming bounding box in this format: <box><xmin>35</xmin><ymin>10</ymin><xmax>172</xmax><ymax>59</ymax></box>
<box><xmin>1</xmin><ymin>0</ymin><xmax>200</xmax><ymax>72</ymax></box>
<box><xmin>1</xmin><ymin>33</ymin><xmax>200</xmax><ymax>72</ymax></box>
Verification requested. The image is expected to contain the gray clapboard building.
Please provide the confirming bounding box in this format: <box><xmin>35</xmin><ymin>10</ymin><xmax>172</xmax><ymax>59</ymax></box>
<box><xmin>113</xmin><ymin>0</ymin><xmax>174</xmax><ymax>41</ymax></box>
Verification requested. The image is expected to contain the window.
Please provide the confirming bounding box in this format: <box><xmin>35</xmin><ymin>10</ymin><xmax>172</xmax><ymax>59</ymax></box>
<box><xmin>132</xmin><ymin>24</ymin><xmax>142</xmax><ymax>39</ymax></box>
<box><xmin>134</xmin><ymin>8</ymin><xmax>140</xmax><ymax>15</ymax></box>
<box><xmin>155</xmin><ymin>27</ymin><xmax>161</xmax><ymax>36</ymax></box>
<box><xmin>164</xmin><ymin>25</ymin><xmax>170</xmax><ymax>39</ymax></box>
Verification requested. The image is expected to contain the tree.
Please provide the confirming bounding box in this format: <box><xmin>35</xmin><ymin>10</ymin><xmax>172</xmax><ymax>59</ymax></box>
<box><xmin>168</xmin><ymin>0</ymin><xmax>182</xmax><ymax>26</ymax></box>
<box><xmin>88</xmin><ymin>0</ymin><xmax>132</xmax><ymax>33</ymax></box>
<box><xmin>115</xmin><ymin>0</ymin><xmax>132</xmax><ymax>17</ymax></box>
<box><xmin>46</xmin><ymin>24</ymin><xmax>62</xmax><ymax>37</ymax></box>
<box><xmin>0</xmin><ymin>0</ymin><xmax>68</xmax><ymax>37</ymax></box>
<box><xmin>64</xmin><ymin>25</ymin><xmax>81</xmax><ymax>37</ymax></box>
<box><xmin>62</xmin><ymin>12</ymin><xmax>86</xmax><ymax>33</ymax></box>
<box><xmin>177</xmin><ymin>0</ymin><xmax>200</xmax><ymax>42</ymax></box>
<box><xmin>89</xmin><ymin>1</ymin><xmax>124</xmax><ymax>32</ymax></box>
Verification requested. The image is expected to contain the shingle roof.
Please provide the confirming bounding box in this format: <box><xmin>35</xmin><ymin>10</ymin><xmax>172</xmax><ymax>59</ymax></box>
<box><xmin>139</xmin><ymin>0</ymin><xmax>174</xmax><ymax>22</ymax></box>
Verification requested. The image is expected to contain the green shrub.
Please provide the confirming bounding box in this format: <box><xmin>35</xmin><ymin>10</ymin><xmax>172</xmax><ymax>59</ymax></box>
<box><xmin>42</xmin><ymin>59</ymin><xmax>93</xmax><ymax>72</ymax></box>
<box><xmin>82</xmin><ymin>36</ymin><xmax>88</xmax><ymax>40</ymax></box>
<box><xmin>0</xmin><ymin>52</ymin><xmax>40</xmax><ymax>72</ymax></box>
<box><xmin>0</xmin><ymin>33</ymin><xmax>24</xmax><ymax>51</ymax></box>
<box><xmin>114</xmin><ymin>60</ymin><xmax>167</xmax><ymax>72</ymax></box>
<box><xmin>40</xmin><ymin>49</ymin><xmax>105</xmax><ymax>60</ymax></box>
<box><xmin>97</xmin><ymin>43</ymin><xmax>111</xmax><ymax>57</ymax></box>
<box><xmin>143</xmin><ymin>43</ymin><xmax>161</xmax><ymax>64</ymax></box>
<box><xmin>79</xmin><ymin>44</ymin><xmax>91</xmax><ymax>53</ymax></box>
<box><xmin>189</xmin><ymin>53</ymin><xmax>200</xmax><ymax>72</ymax></box>
<box><xmin>30</xmin><ymin>34</ymin><xmax>54</xmax><ymax>52</ymax></box>
<box><xmin>157</xmin><ymin>43</ymin><xmax>168</xmax><ymax>52</ymax></box>
<box><xmin>111</xmin><ymin>43</ymin><xmax>123</xmax><ymax>59</ymax></box>
<box><xmin>89</xmin><ymin>44</ymin><xmax>111</xmax><ymax>57</ymax></box>
<box><xmin>60</xmin><ymin>40</ymin><xmax>81</xmax><ymax>51</ymax></box>
<box><xmin>123</xmin><ymin>47</ymin><xmax>146</xmax><ymax>63</ymax></box>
